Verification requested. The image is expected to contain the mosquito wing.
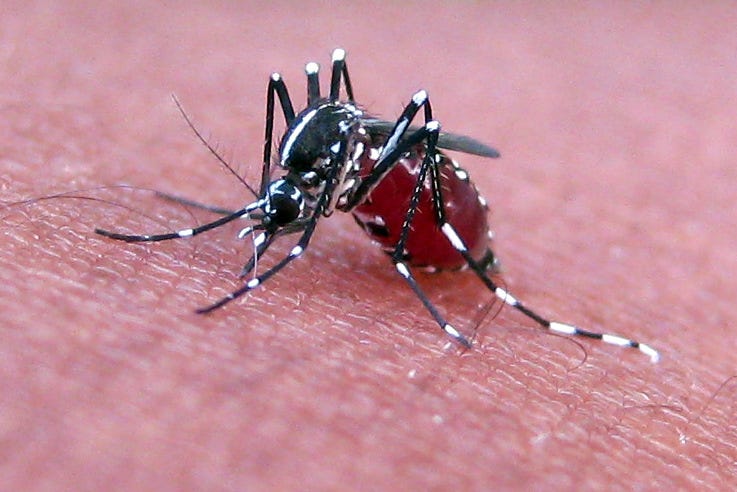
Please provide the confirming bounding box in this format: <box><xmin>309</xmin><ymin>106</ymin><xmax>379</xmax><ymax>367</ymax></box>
<box><xmin>363</xmin><ymin>118</ymin><xmax>500</xmax><ymax>158</ymax></box>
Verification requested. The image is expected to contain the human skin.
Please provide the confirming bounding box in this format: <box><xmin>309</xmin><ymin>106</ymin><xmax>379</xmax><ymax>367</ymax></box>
<box><xmin>1</xmin><ymin>2</ymin><xmax>736</xmax><ymax>490</ymax></box>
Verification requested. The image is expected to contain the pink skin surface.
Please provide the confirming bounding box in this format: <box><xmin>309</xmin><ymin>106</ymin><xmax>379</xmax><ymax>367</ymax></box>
<box><xmin>2</xmin><ymin>2</ymin><xmax>737</xmax><ymax>490</ymax></box>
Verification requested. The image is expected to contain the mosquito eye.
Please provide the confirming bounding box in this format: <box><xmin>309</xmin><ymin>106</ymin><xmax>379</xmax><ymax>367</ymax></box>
<box><xmin>265</xmin><ymin>180</ymin><xmax>303</xmax><ymax>226</ymax></box>
<box><xmin>269</xmin><ymin>194</ymin><xmax>301</xmax><ymax>225</ymax></box>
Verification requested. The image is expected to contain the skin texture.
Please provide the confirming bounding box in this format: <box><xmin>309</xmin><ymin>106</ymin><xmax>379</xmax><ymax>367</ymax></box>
<box><xmin>2</xmin><ymin>2</ymin><xmax>736</xmax><ymax>490</ymax></box>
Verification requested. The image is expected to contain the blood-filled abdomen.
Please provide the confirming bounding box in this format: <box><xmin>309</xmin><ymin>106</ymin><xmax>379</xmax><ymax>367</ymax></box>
<box><xmin>352</xmin><ymin>145</ymin><xmax>492</xmax><ymax>270</ymax></box>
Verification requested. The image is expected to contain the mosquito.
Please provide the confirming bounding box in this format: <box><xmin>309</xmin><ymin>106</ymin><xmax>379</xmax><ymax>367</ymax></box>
<box><xmin>96</xmin><ymin>49</ymin><xmax>659</xmax><ymax>363</ymax></box>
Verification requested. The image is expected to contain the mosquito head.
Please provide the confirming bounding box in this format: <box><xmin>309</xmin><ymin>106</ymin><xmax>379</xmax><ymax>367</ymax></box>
<box><xmin>261</xmin><ymin>179</ymin><xmax>304</xmax><ymax>227</ymax></box>
<box><xmin>279</xmin><ymin>101</ymin><xmax>362</xmax><ymax>173</ymax></box>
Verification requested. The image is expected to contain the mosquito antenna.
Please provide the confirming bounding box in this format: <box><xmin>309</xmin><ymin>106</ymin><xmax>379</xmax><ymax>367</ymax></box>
<box><xmin>171</xmin><ymin>94</ymin><xmax>259</xmax><ymax>198</ymax></box>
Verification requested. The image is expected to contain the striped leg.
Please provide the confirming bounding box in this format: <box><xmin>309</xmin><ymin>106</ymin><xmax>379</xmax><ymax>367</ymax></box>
<box><xmin>95</xmin><ymin>199</ymin><xmax>265</xmax><ymax>243</ymax></box>
<box><xmin>389</xmin><ymin>120</ymin><xmax>471</xmax><ymax>348</ymax></box>
<box><xmin>304</xmin><ymin>48</ymin><xmax>355</xmax><ymax>108</ymax></box>
<box><xmin>359</xmin><ymin>89</ymin><xmax>661</xmax><ymax>361</ymax></box>
<box><xmin>439</xmin><ymin>223</ymin><xmax>660</xmax><ymax>363</ymax></box>
<box><xmin>196</xmin><ymin>233</ymin><xmax>314</xmax><ymax>314</ymax></box>
<box><xmin>352</xmin><ymin>89</ymin><xmax>472</xmax><ymax>347</ymax></box>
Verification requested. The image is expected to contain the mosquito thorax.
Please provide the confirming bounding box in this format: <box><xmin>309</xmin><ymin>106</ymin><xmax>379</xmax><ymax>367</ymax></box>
<box><xmin>278</xmin><ymin>101</ymin><xmax>363</xmax><ymax>173</ymax></box>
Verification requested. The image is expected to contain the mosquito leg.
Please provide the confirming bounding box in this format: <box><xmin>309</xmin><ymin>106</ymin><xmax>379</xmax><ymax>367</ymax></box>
<box><xmin>95</xmin><ymin>200</ymin><xmax>264</xmax><ymax>243</ymax></box>
<box><xmin>197</xmin><ymin>227</ymin><xmax>314</xmax><ymax>314</ymax></box>
<box><xmin>345</xmin><ymin>90</ymin><xmax>433</xmax><ymax>209</ymax></box>
<box><xmin>436</xmin><ymin>221</ymin><xmax>660</xmax><ymax>362</ymax></box>
<box><xmin>260</xmin><ymin>73</ymin><xmax>296</xmax><ymax>196</ymax></box>
<box><xmin>347</xmin><ymin>89</ymin><xmax>470</xmax><ymax>346</ymax></box>
<box><xmin>305</xmin><ymin>61</ymin><xmax>321</xmax><ymax>105</ymax></box>
<box><xmin>328</xmin><ymin>48</ymin><xmax>354</xmax><ymax>102</ymax></box>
